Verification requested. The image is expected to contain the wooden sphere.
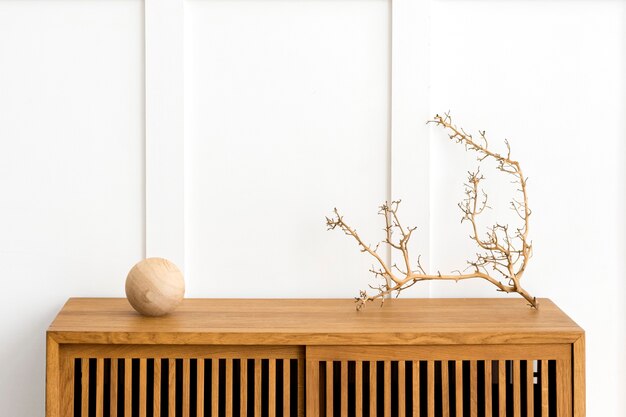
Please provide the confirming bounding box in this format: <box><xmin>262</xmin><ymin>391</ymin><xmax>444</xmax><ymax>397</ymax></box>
<box><xmin>125</xmin><ymin>258</ymin><xmax>185</xmax><ymax>317</ymax></box>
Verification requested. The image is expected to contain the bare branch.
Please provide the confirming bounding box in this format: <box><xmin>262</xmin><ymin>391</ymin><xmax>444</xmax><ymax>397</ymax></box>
<box><xmin>329</xmin><ymin>113</ymin><xmax>537</xmax><ymax>310</ymax></box>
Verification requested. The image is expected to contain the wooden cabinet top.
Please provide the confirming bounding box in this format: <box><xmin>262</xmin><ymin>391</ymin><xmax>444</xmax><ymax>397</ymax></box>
<box><xmin>47</xmin><ymin>297</ymin><xmax>583</xmax><ymax>345</ymax></box>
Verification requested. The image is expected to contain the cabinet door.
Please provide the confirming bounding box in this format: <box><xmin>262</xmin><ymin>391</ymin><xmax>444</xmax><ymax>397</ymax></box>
<box><xmin>306</xmin><ymin>344</ymin><xmax>573</xmax><ymax>417</ymax></box>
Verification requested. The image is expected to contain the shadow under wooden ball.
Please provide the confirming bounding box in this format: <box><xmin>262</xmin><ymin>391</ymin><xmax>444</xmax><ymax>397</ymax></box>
<box><xmin>125</xmin><ymin>257</ymin><xmax>185</xmax><ymax>316</ymax></box>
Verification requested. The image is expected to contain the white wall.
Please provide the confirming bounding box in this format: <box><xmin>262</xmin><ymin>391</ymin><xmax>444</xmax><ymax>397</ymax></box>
<box><xmin>429</xmin><ymin>2</ymin><xmax>626</xmax><ymax>414</ymax></box>
<box><xmin>184</xmin><ymin>0</ymin><xmax>391</xmax><ymax>298</ymax></box>
<box><xmin>0</xmin><ymin>0</ymin><xmax>623</xmax><ymax>415</ymax></box>
<box><xmin>0</xmin><ymin>1</ymin><xmax>144</xmax><ymax>415</ymax></box>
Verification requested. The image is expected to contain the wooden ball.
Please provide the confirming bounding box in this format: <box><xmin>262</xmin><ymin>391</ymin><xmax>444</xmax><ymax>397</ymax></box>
<box><xmin>125</xmin><ymin>258</ymin><xmax>185</xmax><ymax>317</ymax></box>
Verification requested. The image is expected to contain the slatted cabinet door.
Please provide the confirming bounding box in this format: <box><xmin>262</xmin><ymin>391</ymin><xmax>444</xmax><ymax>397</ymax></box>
<box><xmin>306</xmin><ymin>345</ymin><xmax>572</xmax><ymax>417</ymax></box>
<box><xmin>56</xmin><ymin>345</ymin><xmax>305</xmax><ymax>417</ymax></box>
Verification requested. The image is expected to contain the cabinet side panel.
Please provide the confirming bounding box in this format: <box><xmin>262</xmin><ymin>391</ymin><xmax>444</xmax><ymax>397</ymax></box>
<box><xmin>573</xmin><ymin>336</ymin><xmax>586</xmax><ymax>417</ymax></box>
<box><xmin>59</xmin><ymin>348</ymin><xmax>74</xmax><ymax>417</ymax></box>
<box><xmin>46</xmin><ymin>336</ymin><xmax>59</xmax><ymax>417</ymax></box>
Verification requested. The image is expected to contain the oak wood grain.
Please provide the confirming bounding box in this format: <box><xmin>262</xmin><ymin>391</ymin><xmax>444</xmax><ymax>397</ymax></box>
<box><xmin>456</xmin><ymin>361</ymin><xmax>463</xmax><ymax>417</ymax></box>
<box><xmin>441</xmin><ymin>361</ymin><xmax>449</xmax><ymax>417</ymax></box>
<box><xmin>153</xmin><ymin>359</ymin><xmax>160</xmax><ymax>417</ymax></box>
<box><xmin>48</xmin><ymin>298</ymin><xmax>583</xmax><ymax>346</ymax></box>
<box><xmin>46</xmin><ymin>337</ymin><xmax>60</xmax><ymax>417</ymax></box>
<box><xmin>284</xmin><ymin>359</ymin><xmax>290</xmax><ymax>417</ymax></box>
<box><xmin>557</xmin><ymin>357</ymin><xmax>572</xmax><ymax>416</ymax></box>
<box><xmin>484</xmin><ymin>360</ymin><xmax>492</xmax><ymax>417</ymax></box>
<box><xmin>212</xmin><ymin>359</ymin><xmax>219</xmax><ymax>417</ymax></box>
<box><xmin>182</xmin><ymin>358</ymin><xmax>190</xmax><ymax>417</ymax></box>
<box><xmin>369</xmin><ymin>361</ymin><xmax>376</xmax><ymax>417</ymax></box>
<box><xmin>398</xmin><ymin>361</ymin><xmax>406</xmax><ymax>417</ymax></box>
<box><xmin>239</xmin><ymin>359</ymin><xmax>246</xmax><ymax>417</ymax></box>
<box><xmin>306</xmin><ymin>360</ymin><xmax>319</xmax><ymax>417</ymax></box>
<box><xmin>111</xmin><ymin>359</ymin><xmax>118</xmax><ymax>417</ymax></box>
<box><xmin>197</xmin><ymin>359</ymin><xmax>204</xmax><ymax>417</ymax></box>
<box><xmin>326</xmin><ymin>361</ymin><xmax>333</xmax><ymax>417</ymax></box>
<box><xmin>125</xmin><ymin>358</ymin><xmax>132</xmax><ymax>417</ymax></box>
<box><xmin>269</xmin><ymin>359</ymin><xmax>275</xmax><ymax>417</ymax></box>
<box><xmin>412</xmin><ymin>361</ymin><xmax>419</xmax><ymax>417</ymax></box>
<box><xmin>254</xmin><ymin>359</ymin><xmax>261</xmax><ymax>417</ymax></box>
<box><xmin>527</xmin><ymin>360</ymin><xmax>534</xmax><ymax>417</ymax></box>
<box><xmin>428</xmin><ymin>361</ymin><xmax>434</xmax><ymax>417</ymax></box>
<box><xmin>385</xmin><ymin>361</ymin><xmax>391</xmax><ymax>417</ymax></box>
<box><xmin>470</xmin><ymin>360</ymin><xmax>477</xmax><ymax>417</ymax></box>
<box><xmin>498</xmin><ymin>361</ymin><xmax>505</xmax><ymax>417</ymax></box>
<box><xmin>355</xmin><ymin>361</ymin><xmax>363</xmax><ymax>417</ymax></box>
<box><xmin>573</xmin><ymin>335</ymin><xmax>585</xmax><ymax>417</ymax></box>
<box><xmin>82</xmin><ymin>359</ymin><xmax>89</xmax><ymax>417</ymax></box>
<box><xmin>168</xmin><ymin>359</ymin><xmax>175</xmax><ymax>417</ymax></box>
<box><xmin>97</xmin><ymin>358</ymin><xmax>104</xmax><ymax>417</ymax></box>
<box><xmin>541</xmin><ymin>360</ymin><xmax>549</xmax><ymax>416</ymax></box>
<box><xmin>513</xmin><ymin>360</ymin><xmax>521</xmax><ymax>417</ymax></box>
<box><xmin>341</xmin><ymin>361</ymin><xmax>348</xmax><ymax>417</ymax></box>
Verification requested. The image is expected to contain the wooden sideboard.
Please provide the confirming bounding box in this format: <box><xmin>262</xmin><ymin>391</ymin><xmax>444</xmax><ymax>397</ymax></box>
<box><xmin>46</xmin><ymin>298</ymin><xmax>584</xmax><ymax>417</ymax></box>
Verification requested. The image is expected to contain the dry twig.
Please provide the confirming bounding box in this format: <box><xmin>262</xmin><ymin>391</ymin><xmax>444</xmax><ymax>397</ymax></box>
<box><xmin>326</xmin><ymin>112</ymin><xmax>537</xmax><ymax>310</ymax></box>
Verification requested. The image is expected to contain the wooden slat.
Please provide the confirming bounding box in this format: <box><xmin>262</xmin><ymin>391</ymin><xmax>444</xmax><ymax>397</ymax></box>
<box><xmin>498</xmin><ymin>361</ymin><xmax>506</xmax><ymax>417</ymax></box>
<box><xmin>541</xmin><ymin>360</ymin><xmax>548</xmax><ymax>416</ymax></box>
<box><xmin>470</xmin><ymin>360</ymin><xmax>477</xmax><ymax>417</ymax></box>
<box><xmin>573</xmin><ymin>336</ymin><xmax>585</xmax><ymax>417</ymax></box>
<box><xmin>298</xmin><ymin>359</ymin><xmax>305</xmax><ymax>417</ymax></box>
<box><xmin>240</xmin><ymin>359</ymin><xmax>247</xmax><ymax>417</ymax></box>
<box><xmin>341</xmin><ymin>361</ymin><xmax>348</xmax><ymax>417</ymax></box>
<box><xmin>168</xmin><ymin>359</ymin><xmax>176</xmax><ymax>417</ymax></box>
<box><xmin>326</xmin><ymin>361</ymin><xmax>334</xmax><ymax>417</ymax></box>
<box><xmin>139</xmin><ymin>358</ymin><xmax>147</xmax><ymax>417</ymax></box>
<box><xmin>398</xmin><ymin>361</ymin><xmax>406</xmax><ymax>417</ymax></box>
<box><xmin>427</xmin><ymin>361</ymin><xmax>434</xmax><ymax>417</ymax></box>
<box><xmin>441</xmin><ymin>361</ymin><xmax>449</xmax><ymax>417</ymax></box>
<box><xmin>284</xmin><ymin>359</ymin><xmax>291</xmax><ymax>417</ymax></box>
<box><xmin>111</xmin><ymin>359</ymin><xmax>118</xmax><ymax>417</ymax></box>
<box><xmin>197</xmin><ymin>360</ymin><xmax>205</xmax><ymax>417</ymax></box>
<box><xmin>96</xmin><ymin>358</ymin><xmax>104</xmax><ymax>417</ymax></box>
<box><xmin>557</xmin><ymin>359</ymin><xmax>572</xmax><ymax>417</ymax></box>
<box><xmin>153</xmin><ymin>360</ymin><xmax>160</xmax><ymax>417</ymax></box>
<box><xmin>513</xmin><ymin>360</ymin><xmax>521</xmax><ymax>417</ymax></box>
<box><xmin>320</xmin><ymin>363</ymin><xmax>326</xmax><ymax>414</ymax></box>
<box><xmin>226</xmin><ymin>358</ymin><xmax>233</xmax><ymax>417</ymax></box>
<box><xmin>370</xmin><ymin>361</ymin><xmax>377</xmax><ymax>417</ymax></box>
<box><xmin>306</xmin><ymin>360</ymin><xmax>319</xmax><ymax>417</ymax></box>
<box><xmin>254</xmin><ymin>359</ymin><xmax>262</xmax><ymax>417</ymax></box>
<box><xmin>183</xmin><ymin>358</ymin><xmax>190</xmax><ymax>417</ymax></box>
<box><xmin>455</xmin><ymin>361</ymin><xmax>463</xmax><ymax>417</ymax></box>
<box><xmin>385</xmin><ymin>361</ymin><xmax>391</xmax><ymax>417</ymax></box>
<box><xmin>212</xmin><ymin>359</ymin><xmax>219</xmax><ymax>417</ymax></box>
<box><xmin>125</xmin><ymin>358</ymin><xmax>132</xmax><ymax>417</ymax></box>
<box><xmin>527</xmin><ymin>360</ymin><xmax>534</xmax><ymax>417</ymax></box>
<box><xmin>412</xmin><ymin>361</ymin><xmax>419</xmax><ymax>417</ymax></box>
<box><xmin>60</xmin><ymin>355</ymin><xmax>74</xmax><ymax>417</ymax></box>
<box><xmin>269</xmin><ymin>359</ymin><xmax>276</xmax><ymax>417</ymax></box>
<box><xmin>82</xmin><ymin>359</ymin><xmax>89</xmax><ymax>417</ymax></box>
<box><xmin>485</xmin><ymin>360</ymin><xmax>492</xmax><ymax>417</ymax></box>
<box><xmin>355</xmin><ymin>361</ymin><xmax>363</xmax><ymax>417</ymax></box>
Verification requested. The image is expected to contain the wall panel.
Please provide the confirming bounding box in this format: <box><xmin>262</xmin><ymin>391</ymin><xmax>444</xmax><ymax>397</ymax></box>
<box><xmin>184</xmin><ymin>0</ymin><xmax>390</xmax><ymax>297</ymax></box>
<box><xmin>0</xmin><ymin>1</ymin><xmax>145</xmax><ymax>415</ymax></box>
